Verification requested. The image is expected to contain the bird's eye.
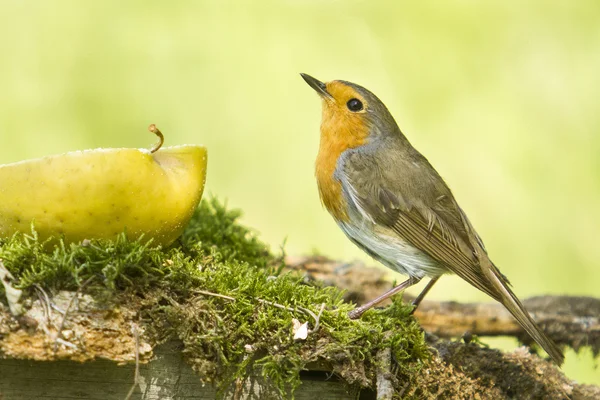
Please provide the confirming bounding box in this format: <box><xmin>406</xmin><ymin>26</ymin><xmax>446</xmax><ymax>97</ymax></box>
<box><xmin>346</xmin><ymin>98</ymin><xmax>363</xmax><ymax>112</ymax></box>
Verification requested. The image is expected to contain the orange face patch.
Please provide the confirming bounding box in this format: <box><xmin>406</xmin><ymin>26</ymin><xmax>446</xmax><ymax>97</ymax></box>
<box><xmin>314</xmin><ymin>81</ymin><xmax>370</xmax><ymax>222</ymax></box>
<box><xmin>324</xmin><ymin>81</ymin><xmax>369</xmax><ymax>111</ymax></box>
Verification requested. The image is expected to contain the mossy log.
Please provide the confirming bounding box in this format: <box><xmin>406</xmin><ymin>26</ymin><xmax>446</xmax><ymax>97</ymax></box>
<box><xmin>1</xmin><ymin>200</ymin><xmax>599</xmax><ymax>399</ymax></box>
<box><xmin>1</xmin><ymin>285</ymin><xmax>598</xmax><ymax>399</ymax></box>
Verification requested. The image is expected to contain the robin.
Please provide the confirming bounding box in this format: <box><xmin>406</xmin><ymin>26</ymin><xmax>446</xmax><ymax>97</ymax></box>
<box><xmin>300</xmin><ymin>73</ymin><xmax>564</xmax><ymax>365</ymax></box>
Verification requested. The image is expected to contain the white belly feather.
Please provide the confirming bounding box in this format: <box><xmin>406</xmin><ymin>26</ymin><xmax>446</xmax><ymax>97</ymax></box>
<box><xmin>338</xmin><ymin>217</ymin><xmax>444</xmax><ymax>278</ymax></box>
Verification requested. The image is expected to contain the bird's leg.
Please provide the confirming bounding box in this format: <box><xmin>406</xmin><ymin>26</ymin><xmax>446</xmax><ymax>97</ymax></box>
<box><xmin>409</xmin><ymin>276</ymin><xmax>440</xmax><ymax>314</ymax></box>
<box><xmin>348</xmin><ymin>276</ymin><xmax>421</xmax><ymax>319</ymax></box>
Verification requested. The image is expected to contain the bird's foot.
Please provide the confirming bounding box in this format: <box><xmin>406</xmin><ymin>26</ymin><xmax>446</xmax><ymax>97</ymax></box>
<box><xmin>348</xmin><ymin>307</ymin><xmax>366</xmax><ymax>320</ymax></box>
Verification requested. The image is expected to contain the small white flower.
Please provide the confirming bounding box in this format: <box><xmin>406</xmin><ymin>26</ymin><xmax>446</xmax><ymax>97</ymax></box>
<box><xmin>292</xmin><ymin>318</ymin><xmax>309</xmax><ymax>340</ymax></box>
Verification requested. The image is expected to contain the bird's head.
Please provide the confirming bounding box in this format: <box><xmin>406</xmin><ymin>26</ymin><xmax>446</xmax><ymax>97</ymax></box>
<box><xmin>301</xmin><ymin>73</ymin><xmax>401</xmax><ymax>150</ymax></box>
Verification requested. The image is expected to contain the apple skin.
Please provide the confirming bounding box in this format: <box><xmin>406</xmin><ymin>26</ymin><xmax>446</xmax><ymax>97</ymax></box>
<box><xmin>0</xmin><ymin>145</ymin><xmax>207</xmax><ymax>246</ymax></box>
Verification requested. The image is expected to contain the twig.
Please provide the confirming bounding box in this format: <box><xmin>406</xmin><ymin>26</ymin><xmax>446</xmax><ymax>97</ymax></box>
<box><xmin>53</xmin><ymin>276</ymin><xmax>95</xmax><ymax>352</ymax></box>
<box><xmin>312</xmin><ymin>303</ymin><xmax>326</xmax><ymax>333</ymax></box>
<box><xmin>50</xmin><ymin>303</ymin><xmax>67</xmax><ymax>315</ymax></box>
<box><xmin>33</xmin><ymin>284</ymin><xmax>52</xmax><ymax>331</ymax></box>
<box><xmin>161</xmin><ymin>294</ymin><xmax>181</xmax><ymax>307</ymax></box>
<box><xmin>192</xmin><ymin>289</ymin><xmax>324</xmax><ymax>332</ymax></box>
<box><xmin>375</xmin><ymin>332</ymin><xmax>394</xmax><ymax>400</ymax></box>
<box><xmin>255</xmin><ymin>298</ymin><xmax>320</xmax><ymax>329</ymax></box>
<box><xmin>193</xmin><ymin>289</ymin><xmax>235</xmax><ymax>302</ymax></box>
<box><xmin>124</xmin><ymin>323</ymin><xmax>141</xmax><ymax>400</ymax></box>
<box><xmin>413</xmin><ymin>295</ymin><xmax>600</xmax><ymax>353</ymax></box>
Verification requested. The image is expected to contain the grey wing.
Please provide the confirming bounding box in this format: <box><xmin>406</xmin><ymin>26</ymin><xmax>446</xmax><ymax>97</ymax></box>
<box><xmin>338</xmin><ymin>148</ymin><xmax>503</xmax><ymax>302</ymax></box>
<box><xmin>339</xmin><ymin>147</ymin><xmax>564</xmax><ymax>365</ymax></box>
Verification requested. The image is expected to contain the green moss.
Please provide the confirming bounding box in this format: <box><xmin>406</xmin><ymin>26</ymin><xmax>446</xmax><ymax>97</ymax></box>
<box><xmin>0</xmin><ymin>197</ymin><xmax>430</xmax><ymax>398</ymax></box>
<box><xmin>180</xmin><ymin>197</ymin><xmax>275</xmax><ymax>268</ymax></box>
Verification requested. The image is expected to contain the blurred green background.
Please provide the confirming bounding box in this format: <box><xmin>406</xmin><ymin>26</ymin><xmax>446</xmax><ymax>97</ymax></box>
<box><xmin>1</xmin><ymin>0</ymin><xmax>598</xmax><ymax>383</ymax></box>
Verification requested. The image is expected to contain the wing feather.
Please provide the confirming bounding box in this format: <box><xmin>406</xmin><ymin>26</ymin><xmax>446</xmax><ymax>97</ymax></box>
<box><xmin>339</xmin><ymin>148</ymin><xmax>501</xmax><ymax>300</ymax></box>
<box><xmin>339</xmin><ymin>146</ymin><xmax>563</xmax><ymax>364</ymax></box>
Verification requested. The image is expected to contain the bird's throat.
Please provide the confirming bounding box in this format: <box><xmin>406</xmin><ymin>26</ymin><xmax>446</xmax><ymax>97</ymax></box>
<box><xmin>315</xmin><ymin>108</ymin><xmax>369</xmax><ymax>223</ymax></box>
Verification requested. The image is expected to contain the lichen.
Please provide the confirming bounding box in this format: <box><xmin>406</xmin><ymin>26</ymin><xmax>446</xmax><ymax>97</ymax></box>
<box><xmin>0</xmin><ymin>197</ymin><xmax>431</xmax><ymax>398</ymax></box>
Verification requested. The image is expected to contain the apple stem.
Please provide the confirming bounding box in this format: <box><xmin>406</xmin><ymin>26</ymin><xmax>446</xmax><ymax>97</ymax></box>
<box><xmin>148</xmin><ymin>124</ymin><xmax>164</xmax><ymax>153</ymax></box>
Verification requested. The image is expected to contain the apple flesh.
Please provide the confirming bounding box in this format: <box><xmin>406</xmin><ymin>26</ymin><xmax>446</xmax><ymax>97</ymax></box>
<box><xmin>0</xmin><ymin>145</ymin><xmax>207</xmax><ymax>246</ymax></box>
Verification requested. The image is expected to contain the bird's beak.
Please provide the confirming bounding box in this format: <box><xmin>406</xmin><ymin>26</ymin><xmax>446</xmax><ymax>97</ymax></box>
<box><xmin>300</xmin><ymin>73</ymin><xmax>333</xmax><ymax>100</ymax></box>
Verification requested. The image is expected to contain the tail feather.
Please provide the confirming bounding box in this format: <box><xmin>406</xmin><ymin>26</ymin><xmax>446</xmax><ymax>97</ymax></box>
<box><xmin>483</xmin><ymin>264</ymin><xmax>564</xmax><ymax>365</ymax></box>
<box><xmin>457</xmin><ymin>203</ymin><xmax>563</xmax><ymax>364</ymax></box>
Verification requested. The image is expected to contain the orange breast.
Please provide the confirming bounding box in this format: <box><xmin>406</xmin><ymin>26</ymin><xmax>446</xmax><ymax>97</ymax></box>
<box><xmin>315</xmin><ymin>100</ymin><xmax>369</xmax><ymax>222</ymax></box>
<box><xmin>315</xmin><ymin>140</ymin><xmax>349</xmax><ymax>222</ymax></box>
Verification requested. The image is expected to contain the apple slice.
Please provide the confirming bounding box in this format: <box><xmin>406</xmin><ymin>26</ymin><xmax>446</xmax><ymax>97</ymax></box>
<box><xmin>0</xmin><ymin>125</ymin><xmax>207</xmax><ymax>246</ymax></box>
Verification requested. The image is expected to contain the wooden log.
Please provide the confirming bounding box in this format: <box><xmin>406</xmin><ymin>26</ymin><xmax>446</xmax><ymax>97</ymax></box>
<box><xmin>0</xmin><ymin>341</ymin><xmax>359</xmax><ymax>400</ymax></box>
